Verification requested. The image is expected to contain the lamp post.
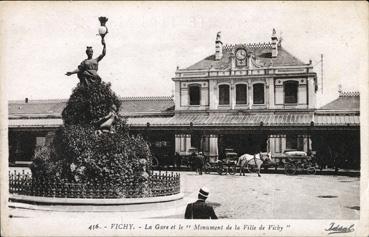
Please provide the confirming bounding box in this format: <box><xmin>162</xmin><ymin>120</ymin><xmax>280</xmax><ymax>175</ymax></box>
<box><xmin>98</xmin><ymin>16</ymin><xmax>108</xmax><ymax>38</ymax></box>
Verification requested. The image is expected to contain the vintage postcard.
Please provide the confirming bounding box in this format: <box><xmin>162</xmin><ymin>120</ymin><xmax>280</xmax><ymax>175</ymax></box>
<box><xmin>1</xmin><ymin>1</ymin><xmax>368</xmax><ymax>236</ymax></box>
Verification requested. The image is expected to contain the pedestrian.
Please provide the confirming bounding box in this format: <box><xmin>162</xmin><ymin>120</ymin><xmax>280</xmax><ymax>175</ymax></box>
<box><xmin>174</xmin><ymin>152</ymin><xmax>182</xmax><ymax>171</ymax></box>
<box><xmin>184</xmin><ymin>187</ymin><xmax>218</xmax><ymax>219</ymax></box>
<box><xmin>190</xmin><ymin>151</ymin><xmax>197</xmax><ymax>171</ymax></box>
<box><xmin>197</xmin><ymin>152</ymin><xmax>204</xmax><ymax>175</ymax></box>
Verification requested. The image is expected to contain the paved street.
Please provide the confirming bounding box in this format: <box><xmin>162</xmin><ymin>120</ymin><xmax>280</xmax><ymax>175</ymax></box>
<box><xmin>8</xmin><ymin>169</ymin><xmax>360</xmax><ymax>219</ymax></box>
<box><xmin>170</xmin><ymin>171</ymin><xmax>360</xmax><ymax>219</ymax></box>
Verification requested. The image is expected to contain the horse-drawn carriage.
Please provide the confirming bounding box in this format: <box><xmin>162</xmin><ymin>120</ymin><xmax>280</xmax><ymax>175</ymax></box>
<box><xmin>204</xmin><ymin>149</ymin><xmax>240</xmax><ymax>175</ymax></box>
<box><xmin>280</xmin><ymin>150</ymin><xmax>317</xmax><ymax>175</ymax></box>
<box><xmin>217</xmin><ymin>149</ymin><xmax>239</xmax><ymax>175</ymax></box>
<box><xmin>183</xmin><ymin>146</ymin><xmax>317</xmax><ymax>176</ymax></box>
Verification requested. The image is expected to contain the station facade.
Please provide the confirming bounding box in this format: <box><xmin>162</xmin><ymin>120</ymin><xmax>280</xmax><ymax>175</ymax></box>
<box><xmin>8</xmin><ymin>30</ymin><xmax>360</xmax><ymax>169</ymax></box>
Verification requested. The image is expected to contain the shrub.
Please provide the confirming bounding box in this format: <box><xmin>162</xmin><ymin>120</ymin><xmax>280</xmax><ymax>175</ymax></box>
<box><xmin>30</xmin><ymin>146</ymin><xmax>62</xmax><ymax>180</ymax></box>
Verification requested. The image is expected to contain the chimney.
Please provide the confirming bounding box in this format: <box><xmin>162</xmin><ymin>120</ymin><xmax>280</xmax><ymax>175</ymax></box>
<box><xmin>215</xmin><ymin>31</ymin><xmax>223</xmax><ymax>60</ymax></box>
<box><xmin>271</xmin><ymin>28</ymin><xmax>278</xmax><ymax>58</ymax></box>
<box><xmin>338</xmin><ymin>84</ymin><xmax>342</xmax><ymax>96</ymax></box>
<box><xmin>25</xmin><ymin>98</ymin><xmax>29</xmax><ymax>103</ymax></box>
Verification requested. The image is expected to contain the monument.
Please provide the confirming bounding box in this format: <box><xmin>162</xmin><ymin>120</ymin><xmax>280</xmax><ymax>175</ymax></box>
<box><xmin>29</xmin><ymin>17</ymin><xmax>156</xmax><ymax>197</ymax></box>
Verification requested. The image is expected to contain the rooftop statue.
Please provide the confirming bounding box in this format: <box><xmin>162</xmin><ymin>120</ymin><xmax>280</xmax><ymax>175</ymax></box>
<box><xmin>66</xmin><ymin>17</ymin><xmax>108</xmax><ymax>87</ymax></box>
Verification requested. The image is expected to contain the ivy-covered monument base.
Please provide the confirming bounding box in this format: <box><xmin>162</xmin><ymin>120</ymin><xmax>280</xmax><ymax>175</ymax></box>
<box><xmin>12</xmin><ymin>82</ymin><xmax>180</xmax><ymax>199</ymax></box>
<box><xmin>27</xmin><ymin>82</ymin><xmax>158</xmax><ymax>197</ymax></box>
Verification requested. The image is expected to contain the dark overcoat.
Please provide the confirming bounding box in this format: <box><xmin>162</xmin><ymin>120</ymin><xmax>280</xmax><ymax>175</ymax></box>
<box><xmin>184</xmin><ymin>200</ymin><xmax>218</xmax><ymax>219</ymax></box>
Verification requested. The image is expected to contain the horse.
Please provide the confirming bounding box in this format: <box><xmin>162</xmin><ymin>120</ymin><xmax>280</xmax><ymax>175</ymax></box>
<box><xmin>237</xmin><ymin>152</ymin><xmax>272</xmax><ymax>177</ymax></box>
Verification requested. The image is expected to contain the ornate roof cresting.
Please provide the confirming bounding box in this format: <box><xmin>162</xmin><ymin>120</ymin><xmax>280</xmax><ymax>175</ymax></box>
<box><xmin>339</xmin><ymin>91</ymin><xmax>360</xmax><ymax>97</ymax></box>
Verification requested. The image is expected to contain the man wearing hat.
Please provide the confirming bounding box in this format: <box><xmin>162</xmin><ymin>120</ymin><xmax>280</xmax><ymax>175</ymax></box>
<box><xmin>184</xmin><ymin>187</ymin><xmax>218</xmax><ymax>219</ymax></box>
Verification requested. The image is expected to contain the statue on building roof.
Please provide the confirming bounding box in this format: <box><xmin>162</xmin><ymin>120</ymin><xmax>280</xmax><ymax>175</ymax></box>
<box><xmin>216</xmin><ymin>31</ymin><xmax>221</xmax><ymax>40</ymax></box>
<box><xmin>272</xmin><ymin>28</ymin><xmax>277</xmax><ymax>37</ymax></box>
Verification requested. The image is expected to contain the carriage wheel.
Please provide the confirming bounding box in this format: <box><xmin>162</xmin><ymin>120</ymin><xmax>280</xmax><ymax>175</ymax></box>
<box><xmin>204</xmin><ymin>162</ymin><xmax>211</xmax><ymax>174</ymax></box>
<box><xmin>228</xmin><ymin>165</ymin><xmax>236</xmax><ymax>175</ymax></box>
<box><xmin>284</xmin><ymin>163</ymin><xmax>296</xmax><ymax>175</ymax></box>
<box><xmin>217</xmin><ymin>164</ymin><xmax>224</xmax><ymax>175</ymax></box>
<box><xmin>306</xmin><ymin>166</ymin><xmax>316</xmax><ymax>175</ymax></box>
<box><xmin>151</xmin><ymin>156</ymin><xmax>159</xmax><ymax>169</ymax></box>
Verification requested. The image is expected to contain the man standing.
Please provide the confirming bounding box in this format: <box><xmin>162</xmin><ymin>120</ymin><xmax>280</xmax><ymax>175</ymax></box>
<box><xmin>197</xmin><ymin>152</ymin><xmax>205</xmax><ymax>175</ymax></box>
<box><xmin>184</xmin><ymin>187</ymin><xmax>218</xmax><ymax>219</ymax></box>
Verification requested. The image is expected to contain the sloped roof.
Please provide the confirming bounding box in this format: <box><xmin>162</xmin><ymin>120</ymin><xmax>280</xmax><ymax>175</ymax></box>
<box><xmin>119</xmin><ymin>97</ymin><xmax>174</xmax><ymax>116</ymax></box>
<box><xmin>9</xmin><ymin>99</ymin><xmax>66</xmax><ymax>118</ymax></box>
<box><xmin>8</xmin><ymin>112</ymin><xmax>360</xmax><ymax>128</ymax></box>
<box><xmin>185</xmin><ymin>44</ymin><xmax>306</xmax><ymax>70</ymax></box>
<box><xmin>8</xmin><ymin>96</ymin><xmax>175</xmax><ymax>118</ymax></box>
<box><xmin>319</xmin><ymin>92</ymin><xmax>360</xmax><ymax>111</ymax></box>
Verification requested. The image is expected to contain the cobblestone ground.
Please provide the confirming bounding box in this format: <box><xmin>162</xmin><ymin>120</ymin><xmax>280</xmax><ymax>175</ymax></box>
<box><xmin>174</xmin><ymin>171</ymin><xmax>360</xmax><ymax>219</ymax></box>
<box><xmin>8</xmin><ymin>168</ymin><xmax>360</xmax><ymax>219</ymax></box>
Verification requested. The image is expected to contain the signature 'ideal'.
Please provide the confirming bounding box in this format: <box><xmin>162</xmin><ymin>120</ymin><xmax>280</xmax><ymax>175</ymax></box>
<box><xmin>325</xmin><ymin>222</ymin><xmax>355</xmax><ymax>235</ymax></box>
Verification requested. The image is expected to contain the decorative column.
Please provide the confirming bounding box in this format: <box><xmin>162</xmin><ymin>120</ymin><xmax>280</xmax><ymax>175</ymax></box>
<box><xmin>174</xmin><ymin>81</ymin><xmax>181</xmax><ymax>110</ymax></box>
<box><xmin>209</xmin><ymin>80</ymin><xmax>218</xmax><ymax>110</ymax></box>
<box><xmin>209</xmin><ymin>134</ymin><xmax>219</xmax><ymax>161</ymax></box>
<box><xmin>175</xmin><ymin>134</ymin><xmax>181</xmax><ymax>153</ymax></box>
<box><xmin>248</xmin><ymin>80</ymin><xmax>252</xmax><ymax>109</ymax></box>
<box><xmin>268</xmin><ymin>78</ymin><xmax>274</xmax><ymax>109</ymax></box>
<box><xmin>308</xmin><ymin>77</ymin><xmax>316</xmax><ymax>109</ymax></box>
<box><xmin>231</xmin><ymin>81</ymin><xmax>235</xmax><ymax>110</ymax></box>
<box><xmin>268</xmin><ymin>135</ymin><xmax>275</xmax><ymax>155</ymax></box>
<box><xmin>265</xmin><ymin>84</ymin><xmax>270</xmax><ymax>108</ymax></box>
<box><xmin>281</xmin><ymin>135</ymin><xmax>287</xmax><ymax>153</ymax></box>
<box><xmin>186</xmin><ymin>134</ymin><xmax>191</xmax><ymax>154</ymax></box>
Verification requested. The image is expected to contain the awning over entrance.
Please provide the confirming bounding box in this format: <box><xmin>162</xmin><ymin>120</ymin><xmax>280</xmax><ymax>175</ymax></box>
<box><xmin>9</xmin><ymin>118</ymin><xmax>63</xmax><ymax>128</ymax></box>
<box><xmin>314</xmin><ymin>114</ymin><xmax>360</xmax><ymax>126</ymax></box>
<box><xmin>128</xmin><ymin>113</ymin><xmax>314</xmax><ymax>127</ymax></box>
<box><xmin>8</xmin><ymin>112</ymin><xmax>359</xmax><ymax>129</ymax></box>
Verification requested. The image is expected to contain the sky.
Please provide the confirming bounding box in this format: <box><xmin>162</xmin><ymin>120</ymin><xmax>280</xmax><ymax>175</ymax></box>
<box><xmin>1</xmin><ymin>1</ymin><xmax>368</xmax><ymax>107</ymax></box>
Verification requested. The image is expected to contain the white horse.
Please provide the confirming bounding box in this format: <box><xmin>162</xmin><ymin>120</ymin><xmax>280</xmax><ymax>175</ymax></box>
<box><xmin>237</xmin><ymin>152</ymin><xmax>272</xmax><ymax>177</ymax></box>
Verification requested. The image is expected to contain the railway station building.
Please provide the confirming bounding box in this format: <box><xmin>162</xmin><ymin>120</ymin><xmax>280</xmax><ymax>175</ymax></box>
<box><xmin>8</xmin><ymin>30</ymin><xmax>360</xmax><ymax>169</ymax></box>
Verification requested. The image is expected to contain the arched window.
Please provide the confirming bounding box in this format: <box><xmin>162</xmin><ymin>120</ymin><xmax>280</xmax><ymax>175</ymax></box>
<box><xmin>236</xmin><ymin>84</ymin><xmax>247</xmax><ymax>104</ymax></box>
<box><xmin>219</xmin><ymin>84</ymin><xmax>230</xmax><ymax>105</ymax></box>
<box><xmin>189</xmin><ymin>85</ymin><xmax>200</xmax><ymax>105</ymax></box>
<box><xmin>253</xmin><ymin>83</ymin><xmax>264</xmax><ymax>104</ymax></box>
<box><xmin>284</xmin><ymin>81</ymin><xmax>298</xmax><ymax>104</ymax></box>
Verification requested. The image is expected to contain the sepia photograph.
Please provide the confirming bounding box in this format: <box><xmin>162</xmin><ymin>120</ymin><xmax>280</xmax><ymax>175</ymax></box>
<box><xmin>1</xmin><ymin>1</ymin><xmax>368</xmax><ymax>236</ymax></box>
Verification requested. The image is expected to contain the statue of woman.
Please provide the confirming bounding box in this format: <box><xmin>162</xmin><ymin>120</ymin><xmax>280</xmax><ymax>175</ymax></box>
<box><xmin>66</xmin><ymin>37</ymin><xmax>106</xmax><ymax>87</ymax></box>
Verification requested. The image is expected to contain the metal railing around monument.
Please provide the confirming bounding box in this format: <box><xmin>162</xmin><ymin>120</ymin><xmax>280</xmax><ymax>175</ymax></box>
<box><xmin>9</xmin><ymin>170</ymin><xmax>181</xmax><ymax>199</ymax></box>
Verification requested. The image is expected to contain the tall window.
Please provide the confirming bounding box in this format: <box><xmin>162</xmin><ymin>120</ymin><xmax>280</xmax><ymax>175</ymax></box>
<box><xmin>286</xmin><ymin>135</ymin><xmax>304</xmax><ymax>151</ymax></box>
<box><xmin>219</xmin><ymin>85</ymin><xmax>230</xmax><ymax>105</ymax></box>
<box><xmin>189</xmin><ymin>85</ymin><xmax>200</xmax><ymax>105</ymax></box>
<box><xmin>236</xmin><ymin>84</ymin><xmax>247</xmax><ymax>104</ymax></box>
<box><xmin>253</xmin><ymin>83</ymin><xmax>264</xmax><ymax>104</ymax></box>
<box><xmin>284</xmin><ymin>81</ymin><xmax>298</xmax><ymax>104</ymax></box>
